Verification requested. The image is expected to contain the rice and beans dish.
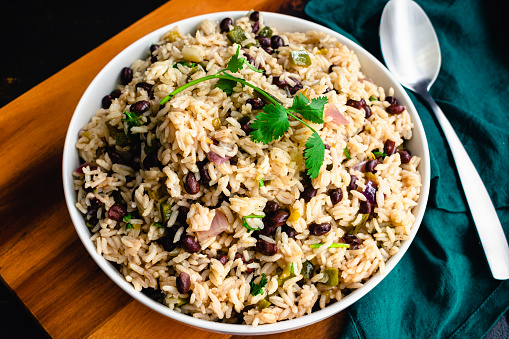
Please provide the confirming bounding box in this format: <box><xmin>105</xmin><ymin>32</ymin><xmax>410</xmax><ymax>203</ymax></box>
<box><xmin>73</xmin><ymin>11</ymin><xmax>422</xmax><ymax>326</ymax></box>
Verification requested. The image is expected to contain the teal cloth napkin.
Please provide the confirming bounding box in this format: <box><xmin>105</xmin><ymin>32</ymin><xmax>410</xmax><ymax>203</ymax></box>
<box><xmin>304</xmin><ymin>0</ymin><xmax>509</xmax><ymax>337</ymax></box>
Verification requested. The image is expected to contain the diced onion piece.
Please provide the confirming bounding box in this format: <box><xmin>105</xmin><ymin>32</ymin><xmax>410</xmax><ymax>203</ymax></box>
<box><xmin>351</xmin><ymin>160</ymin><xmax>368</xmax><ymax>172</ymax></box>
<box><xmin>196</xmin><ymin>210</ymin><xmax>228</xmax><ymax>242</ymax></box>
<box><xmin>182</xmin><ymin>46</ymin><xmax>203</xmax><ymax>63</ymax></box>
<box><xmin>207</xmin><ymin>151</ymin><xmax>231</xmax><ymax>165</ymax></box>
<box><xmin>324</xmin><ymin>103</ymin><xmax>349</xmax><ymax>126</ymax></box>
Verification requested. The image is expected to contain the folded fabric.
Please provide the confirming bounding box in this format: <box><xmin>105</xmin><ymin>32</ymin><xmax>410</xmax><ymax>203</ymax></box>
<box><xmin>304</xmin><ymin>0</ymin><xmax>509</xmax><ymax>337</ymax></box>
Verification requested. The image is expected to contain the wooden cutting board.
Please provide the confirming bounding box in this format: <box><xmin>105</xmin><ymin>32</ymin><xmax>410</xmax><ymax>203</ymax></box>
<box><xmin>0</xmin><ymin>0</ymin><xmax>346</xmax><ymax>337</ymax></box>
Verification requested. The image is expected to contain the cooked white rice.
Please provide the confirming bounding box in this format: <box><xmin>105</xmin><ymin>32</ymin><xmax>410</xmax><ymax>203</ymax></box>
<box><xmin>73</xmin><ymin>11</ymin><xmax>421</xmax><ymax>326</ymax></box>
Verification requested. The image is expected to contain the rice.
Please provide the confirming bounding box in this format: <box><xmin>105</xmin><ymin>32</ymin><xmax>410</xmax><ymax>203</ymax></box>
<box><xmin>73</xmin><ymin>11</ymin><xmax>421</xmax><ymax>326</ymax></box>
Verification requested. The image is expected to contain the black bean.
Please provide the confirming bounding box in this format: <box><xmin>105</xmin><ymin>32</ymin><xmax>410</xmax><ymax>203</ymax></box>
<box><xmin>244</xmin><ymin>259</ymin><xmax>256</xmax><ymax>274</ymax></box>
<box><xmin>235</xmin><ymin>253</ymin><xmax>244</xmax><ymax>261</ymax></box>
<box><xmin>130</xmin><ymin>100</ymin><xmax>150</xmax><ymax>114</ymax></box>
<box><xmin>263</xmin><ymin>201</ymin><xmax>279</xmax><ymax>215</ymax></box>
<box><xmin>150</xmin><ymin>44</ymin><xmax>160</xmax><ymax>54</ymax></box>
<box><xmin>159</xmin><ymin>229</ymin><xmax>178</xmax><ymax>252</ymax></box>
<box><xmin>385</xmin><ymin>96</ymin><xmax>398</xmax><ymax>105</ymax></box>
<box><xmin>282</xmin><ymin>225</ymin><xmax>296</xmax><ymax>238</ymax></box>
<box><xmin>330</xmin><ymin>188</ymin><xmax>343</xmax><ymax>205</ymax></box>
<box><xmin>181</xmin><ymin>235</ymin><xmax>201</xmax><ymax>253</ymax></box>
<box><xmin>365</xmin><ymin>159</ymin><xmax>379</xmax><ymax>173</ymax></box>
<box><xmin>255</xmin><ymin>35</ymin><xmax>271</xmax><ymax>47</ymax></box>
<box><xmin>288</xmin><ymin>77</ymin><xmax>303</xmax><ymax>95</ymax></box>
<box><xmin>241</xmin><ymin>121</ymin><xmax>253</xmax><ymax>136</ymax></box>
<box><xmin>110</xmin><ymin>89</ymin><xmax>122</xmax><ymax>99</ymax></box>
<box><xmin>108</xmin><ymin>204</ymin><xmax>127</xmax><ymax>221</ymax></box>
<box><xmin>271</xmin><ymin>35</ymin><xmax>284</xmax><ymax>49</ymax></box>
<box><xmin>120</xmin><ymin>67</ymin><xmax>133</xmax><ymax>85</ymax></box>
<box><xmin>342</xmin><ymin>234</ymin><xmax>361</xmax><ymax>250</ymax></box>
<box><xmin>323</xmin><ymin>87</ymin><xmax>332</xmax><ymax>94</ymax></box>
<box><xmin>267</xmin><ymin>210</ymin><xmax>290</xmax><ymax>228</ymax></box>
<box><xmin>199</xmin><ymin>165</ymin><xmax>211</xmax><ymax>186</ymax></box>
<box><xmin>102</xmin><ymin>94</ymin><xmax>112</xmax><ymax>109</ymax></box>
<box><xmin>346</xmin><ymin>98</ymin><xmax>366</xmax><ymax>110</ymax></box>
<box><xmin>324</xmin><ymin>144</ymin><xmax>331</xmax><ymax>150</ymax></box>
<box><xmin>364</xmin><ymin>105</ymin><xmax>372</xmax><ymax>119</ymax></box>
<box><xmin>143</xmin><ymin>151</ymin><xmax>160</xmax><ymax>169</ymax></box>
<box><xmin>151</xmin><ymin>56</ymin><xmax>158</xmax><ymax>63</ymax></box>
<box><xmin>220</xmin><ymin>18</ymin><xmax>233</xmax><ymax>33</ymax></box>
<box><xmin>301</xmin><ymin>185</ymin><xmax>317</xmax><ymax>203</ymax></box>
<box><xmin>256</xmin><ymin>238</ymin><xmax>277</xmax><ymax>256</ymax></box>
<box><xmin>309</xmin><ymin>223</ymin><xmax>331</xmax><ymax>236</ymax></box>
<box><xmin>177</xmin><ymin>205</ymin><xmax>190</xmax><ymax>225</ymax></box>
<box><xmin>244</xmin><ymin>53</ymin><xmax>255</xmax><ymax>65</ymax></box>
<box><xmin>384</xmin><ymin>140</ymin><xmax>396</xmax><ymax>156</ymax></box>
<box><xmin>184</xmin><ymin>172</ymin><xmax>200</xmax><ymax>195</ymax></box>
<box><xmin>260</xmin><ymin>223</ymin><xmax>276</xmax><ymax>236</ymax></box>
<box><xmin>107</xmin><ymin>150</ymin><xmax>124</xmax><ymax>165</ymax></box>
<box><xmin>348</xmin><ymin>175</ymin><xmax>358</xmax><ymax>191</ymax></box>
<box><xmin>252</xmin><ymin>21</ymin><xmax>260</xmax><ymax>34</ymax></box>
<box><xmin>246</xmin><ymin>97</ymin><xmax>264</xmax><ymax>110</ymax></box>
<box><xmin>398</xmin><ymin>150</ymin><xmax>411</xmax><ymax>164</ymax></box>
<box><xmin>272</xmin><ymin>76</ymin><xmax>288</xmax><ymax>88</ymax></box>
<box><xmin>250</xmin><ymin>11</ymin><xmax>260</xmax><ymax>21</ymax></box>
<box><xmin>218</xmin><ymin>255</ymin><xmax>228</xmax><ymax>265</ymax></box>
<box><xmin>176</xmin><ymin>272</ymin><xmax>191</xmax><ymax>294</ymax></box>
<box><xmin>387</xmin><ymin>104</ymin><xmax>405</xmax><ymax>114</ymax></box>
<box><xmin>359</xmin><ymin>200</ymin><xmax>373</xmax><ymax>215</ymax></box>
<box><xmin>87</xmin><ymin>198</ymin><xmax>102</xmax><ymax>216</ymax></box>
<box><xmin>262</xmin><ymin>46</ymin><xmax>274</xmax><ymax>55</ymax></box>
<box><xmin>328</xmin><ymin>64</ymin><xmax>338</xmax><ymax>73</ymax></box>
<box><xmin>136</xmin><ymin>81</ymin><xmax>152</xmax><ymax>93</ymax></box>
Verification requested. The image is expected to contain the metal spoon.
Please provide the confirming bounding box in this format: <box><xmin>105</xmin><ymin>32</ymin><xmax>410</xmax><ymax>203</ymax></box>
<box><xmin>380</xmin><ymin>0</ymin><xmax>509</xmax><ymax>280</ymax></box>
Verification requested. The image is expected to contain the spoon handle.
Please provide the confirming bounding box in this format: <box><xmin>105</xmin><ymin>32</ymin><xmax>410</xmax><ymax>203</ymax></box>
<box><xmin>417</xmin><ymin>88</ymin><xmax>509</xmax><ymax>280</ymax></box>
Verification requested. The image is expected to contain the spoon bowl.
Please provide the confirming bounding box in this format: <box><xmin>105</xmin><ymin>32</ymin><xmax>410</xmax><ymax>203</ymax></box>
<box><xmin>380</xmin><ymin>0</ymin><xmax>509</xmax><ymax>280</ymax></box>
<box><xmin>380</xmin><ymin>0</ymin><xmax>440</xmax><ymax>90</ymax></box>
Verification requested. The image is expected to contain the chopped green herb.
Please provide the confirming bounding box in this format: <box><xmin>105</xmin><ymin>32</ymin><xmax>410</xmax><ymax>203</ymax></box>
<box><xmin>173</xmin><ymin>61</ymin><xmax>197</xmax><ymax>68</ymax></box>
<box><xmin>124</xmin><ymin>213</ymin><xmax>134</xmax><ymax>230</ymax></box>
<box><xmin>159</xmin><ymin>46</ymin><xmax>327</xmax><ymax>179</ymax></box>
<box><xmin>369</xmin><ymin>96</ymin><xmax>377</xmax><ymax>101</ymax></box>
<box><xmin>122</xmin><ymin>111</ymin><xmax>141</xmax><ymax>127</ymax></box>
<box><xmin>258</xmin><ymin>178</ymin><xmax>265</xmax><ymax>187</ymax></box>
<box><xmin>309</xmin><ymin>243</ymin><xmax>351</xmax><ymax>249</ymax></box>
<box><xmin>153</xmin><ymin>222</ymin><xmax>163</xmax><ymax>228</ymax></box>
<box><xmin>344</xmin><ymin>147</ymin><xmax>352</xmax><ymax>159</ymax></box>
<box><xmin>125</xmin><ymin>223</ymin><xmax>134</xmax><ymax>230</ymax></box>
<box><xmin>372</xmin><ymin>151</ymin><xmax>387</xmax><ymax>157</ymax></box>
<box><xmin>242</xmin><ymin>214</ymin><xmax>264</xmax><ymax>232</ymax></box>
<box><xmin>249</xmin><ymin>273</ymin><xmax>268</xmax><ymax>296</ymax></box>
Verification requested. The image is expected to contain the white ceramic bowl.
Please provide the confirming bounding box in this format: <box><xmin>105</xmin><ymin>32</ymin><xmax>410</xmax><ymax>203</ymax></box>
<box><xmin>62</xmin><ymin>11</ymin><xmax>430</xmax><ymax>335</ymax></box>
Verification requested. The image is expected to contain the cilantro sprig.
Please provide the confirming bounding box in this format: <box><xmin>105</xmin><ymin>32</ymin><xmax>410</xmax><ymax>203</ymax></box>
<box><xmin>249</xmin><ymin>273</ymin><xmax>268</xmax><ymax>296</ymax></box>
<box><xmin>160</xmin><ymin>46</ymin><xmax>327</xmax><ymax>178</ymax></box>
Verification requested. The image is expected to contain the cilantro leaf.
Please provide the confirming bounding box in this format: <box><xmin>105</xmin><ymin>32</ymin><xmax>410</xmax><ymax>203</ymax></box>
<box><xmin>214</xmin><ymin>78</ymin><xmax>237</xmax><ymax>95</ymax></box>
<box><xmin>304</xmin><ymin>131</ymin><xmax>325</xmax><ymax>179</ymax></box>
<box><xmin>250</xmin><ymin>104</ymin><xmax>289</xmax><ymax>144</ymax></box>
<box><xmin>290</xmin><ymin>94</ymin><xmax>327</xmax><ymax>124</ymax></box>
<box><xmin>224</xmin><ymin>46</ymin><xmax>245</xmax><ymax>73</ymax></box>
<box><xmin>123</xmin><ymin>111</ymin><xmax>141</xmax><ymax>127</ymax></box>
<box><xmin>249</xmin><ymin>273</ymin><xmax>268</xmax><ymax>296</ymax></box>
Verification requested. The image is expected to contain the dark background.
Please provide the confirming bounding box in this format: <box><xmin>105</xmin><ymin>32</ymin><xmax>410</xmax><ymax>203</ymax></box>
<box><xmin>0</xmin><ymin>1</ymin><xmax>507</xmax><ymax>338</ymax></box>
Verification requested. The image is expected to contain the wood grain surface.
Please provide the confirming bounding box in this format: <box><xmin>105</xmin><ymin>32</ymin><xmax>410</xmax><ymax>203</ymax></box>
<box><xmin>0</xmin><ymin>0</ymin><xmax>346</xmax><ymax>337</ymax></box>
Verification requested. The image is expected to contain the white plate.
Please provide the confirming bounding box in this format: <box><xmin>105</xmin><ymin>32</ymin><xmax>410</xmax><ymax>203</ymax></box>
<box><xmin>62</xmin><ymin>11</ymin><xmax>430</xmax><ymax>335</ymax></box>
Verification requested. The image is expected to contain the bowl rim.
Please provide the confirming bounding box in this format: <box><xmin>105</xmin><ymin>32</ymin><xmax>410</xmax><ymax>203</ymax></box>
<box><xmin>62</xmin><ymin>10</ymin><xmax>430</xmax><ymax>335</ymax></box>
